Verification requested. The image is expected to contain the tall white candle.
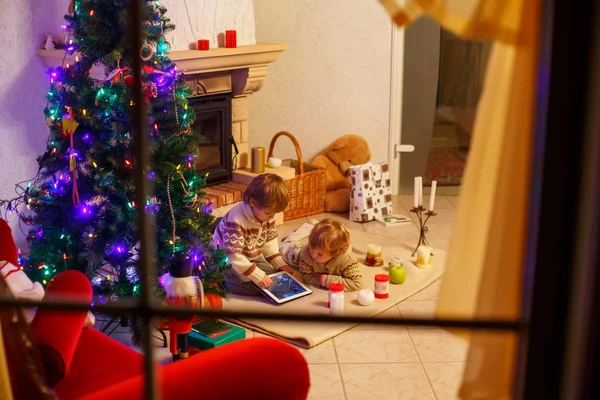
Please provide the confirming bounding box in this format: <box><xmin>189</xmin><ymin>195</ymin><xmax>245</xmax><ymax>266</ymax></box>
<box><xmin>429</xmin><ymin>180</ymin><xmax>437</xmax><ymax>211</ymax></box>
<box><xmin>418</xmin><ymin>177</ymin><xmax>423</xmax><ymax>207</ymax></box>
<box><xmin>413</xmin><ymin>177</ymin><xmax>419</xmax><ymax>208</ymax></box>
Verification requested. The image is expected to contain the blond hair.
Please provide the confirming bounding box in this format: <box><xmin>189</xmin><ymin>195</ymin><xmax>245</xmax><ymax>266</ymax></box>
<box><xmin>242</xmin><ymin>173</ymin><xmax>289</xmax><ymax>212</ymax></box>
<box><xmin>308</xmin><ymin>219</ymin><xmax>350</xmax><ymax>257</ymax></box>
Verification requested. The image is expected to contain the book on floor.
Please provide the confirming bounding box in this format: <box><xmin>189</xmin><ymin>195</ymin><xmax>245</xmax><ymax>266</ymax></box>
<box><xmin>375</xmin><ymin>214</ymin><xmax>412</xmax><ymax>226</ymax></box>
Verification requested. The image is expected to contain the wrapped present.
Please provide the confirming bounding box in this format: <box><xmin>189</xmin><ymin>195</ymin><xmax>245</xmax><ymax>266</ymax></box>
<box><xmin>349</xmin><ymin>162</ymin><xmax>393</xmax><ymax>222</ymax></box>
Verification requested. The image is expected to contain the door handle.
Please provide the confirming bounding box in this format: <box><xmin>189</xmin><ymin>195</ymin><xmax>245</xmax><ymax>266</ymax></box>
<box><xmin>395</xmin><ymin>144</ymin><xmax>415</xmax><ymax>153</ymax></box>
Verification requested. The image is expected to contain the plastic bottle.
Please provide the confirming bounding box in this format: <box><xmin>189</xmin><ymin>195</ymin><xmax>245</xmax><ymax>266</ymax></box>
<box><xmin>328</xmin><ymin>283</ymin><xmax>345</xmax><ymax>316</ymax></box>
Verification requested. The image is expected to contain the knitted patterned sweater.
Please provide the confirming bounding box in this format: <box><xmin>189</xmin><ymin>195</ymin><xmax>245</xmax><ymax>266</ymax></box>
<box><xmin>298</xmin><ymin>246</ymin><xmax>363</xmax><ymax>291</ymax></box>
<box><xmin>213</xmin><ymin>202</ymin><xmax>286</xmax><ymax>283</ymax></box>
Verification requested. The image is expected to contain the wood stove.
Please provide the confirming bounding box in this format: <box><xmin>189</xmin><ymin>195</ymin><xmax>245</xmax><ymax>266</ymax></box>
<box><xmin>189</xmin><ymin>93</ymin><xmax>233</xmax><ymax>186</ymax></box>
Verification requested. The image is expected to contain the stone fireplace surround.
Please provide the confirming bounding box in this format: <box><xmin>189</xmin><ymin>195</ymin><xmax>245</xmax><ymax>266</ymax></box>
<box><xmin>38</xmin><ymin>43</ymin><xmax>287</xmax><ymax>174</ymax></box>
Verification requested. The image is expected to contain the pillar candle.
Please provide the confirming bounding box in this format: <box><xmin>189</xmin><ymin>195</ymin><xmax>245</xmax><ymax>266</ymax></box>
<box><xmin>417</xmin><ymin>176</ymin><xmax>423</xmax><ymax>206</ymax></box>
<box><xmin>429</xmin><ymin>180</ymin><xmax>437</xmax><ymax>211</ymax></box>
<box><xmin>366</xmin><ymin>244</ymin><xmax>382</xmax><ymax>256</ymax></box>
<box><xmin>225</xmin><ymin>30</ymin><xmax>237</xmax><ymax>48</ymax></box>
<box><xmin>414</xmin><ymin>177</ymin><xmax>419</xmax><ymax>208</ymax></box>
<box><xmin>197</xmin><ymin>39</ymin><xmax>209</xmax><ymax>51</ymax></box>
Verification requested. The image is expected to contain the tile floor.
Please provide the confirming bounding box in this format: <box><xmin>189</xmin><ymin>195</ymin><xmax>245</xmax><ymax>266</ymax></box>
<box><xmin>276</xmin><ymin>195</ymin><xmax>465</xmax><ymax>400</ymax></box>
<box><xmin>106</xmin><ymin>195</ymin><xmax>465</xmax><ymax>399</ymax></box>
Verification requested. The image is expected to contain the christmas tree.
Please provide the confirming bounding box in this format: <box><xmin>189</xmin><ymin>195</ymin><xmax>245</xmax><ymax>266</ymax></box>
<box><xmin>7</xmin><ymin>0</ymin><xmax>230</xmax><ymax>331</ymax></box>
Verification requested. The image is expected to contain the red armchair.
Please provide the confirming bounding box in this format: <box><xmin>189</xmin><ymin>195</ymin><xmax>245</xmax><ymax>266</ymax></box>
<box><xmin>0</xmin><ymin>219</ymin><xmax>310</xmax><ymax>399</ymax></box>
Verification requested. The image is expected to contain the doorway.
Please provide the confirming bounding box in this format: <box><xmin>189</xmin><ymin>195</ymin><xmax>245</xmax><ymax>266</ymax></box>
<box><xmin>396</xmin><ymin>17</ymin><xmax>492</xmax><ymax>194</ymax></box>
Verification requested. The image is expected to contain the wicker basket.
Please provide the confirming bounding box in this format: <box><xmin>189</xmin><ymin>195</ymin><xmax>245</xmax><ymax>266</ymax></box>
<box><xmin>268</xmin><ymin>131</ymin><xmax>326</xmax><ymax>220</ymax></box>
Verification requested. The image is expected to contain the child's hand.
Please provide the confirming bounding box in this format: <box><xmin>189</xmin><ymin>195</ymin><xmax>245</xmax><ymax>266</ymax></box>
<box><xmin>279</xmin><ymin>265</ymin><xmax>295</xmax><ymax>275</ymax></box>
<box><xmin>257</xmin><ymin>275</ymin><xmax>273</xmax><ymax>288</ymax></box>
<box><xmin>319</xmin><ymin>274</ymin><xmax>329</xmax><ymax>288</ymax></box>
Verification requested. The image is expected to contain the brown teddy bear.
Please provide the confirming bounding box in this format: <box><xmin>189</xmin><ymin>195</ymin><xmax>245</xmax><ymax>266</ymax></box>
<box><xmin>311</xmin><ymin>135</ymin><xmax>371</xmax><ymax>213</ymax></box>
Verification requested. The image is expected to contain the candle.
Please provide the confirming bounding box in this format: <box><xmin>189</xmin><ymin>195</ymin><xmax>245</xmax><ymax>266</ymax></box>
<box><xmin>366</xmin><ymin>244</ymin><xmax>381</xmax><ymax>255</ymax></box>
<box><xmin>374</xmin><ymin>274</ymin><xmax>390</xmax><ymax>299</ymax></box>
<box><xmin>429</xmin><ymin>180</ymin><xmax>437</xmax><ymax>211</ymax></box>
<box><xmin>413</xmin><ymin>177</ymin><xmax>419</xmax><ymax>208</ymax></box>
<box><xmin>365</xmin><ymin>244</ymin><xmax>383</xmax><ymax>267</ymax></box>
<box><xmin>197</xmin><ymin>39</ymin><xmax>209</xmax><ymax>50</ymax></box>
<box><xmin>226</xmin><ymin>30</ymin><xmax>237</xmax><ymax>48</ymax></box>
<box><xmin>251</xmin><ymin>147</ymin><xmax>265</xmax><ymax>173</ymax></box>
<box><xmin>418</xmin><ymin>176</ymin><xmax>423</xmax><ymax>206</ymax></box>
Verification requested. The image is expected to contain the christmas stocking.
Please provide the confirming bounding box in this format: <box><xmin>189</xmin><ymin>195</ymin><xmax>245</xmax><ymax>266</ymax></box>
<box><xmin>0</xmin><ymin>219</ymin><xmax>95</xmax><ymax>326</ymax></box>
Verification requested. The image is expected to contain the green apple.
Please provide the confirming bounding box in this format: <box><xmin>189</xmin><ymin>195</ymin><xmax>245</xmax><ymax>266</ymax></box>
<box><xmin>389</xmin><ymin>265</ymin><xmax>407</xmax><ymax>284</ymax></box>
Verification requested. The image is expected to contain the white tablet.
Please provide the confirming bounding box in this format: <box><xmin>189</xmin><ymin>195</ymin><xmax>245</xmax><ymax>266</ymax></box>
<box><xmin>255</xmin><ymin>271</ymin><xmax>313</xmax><ymax>305</ymax></box>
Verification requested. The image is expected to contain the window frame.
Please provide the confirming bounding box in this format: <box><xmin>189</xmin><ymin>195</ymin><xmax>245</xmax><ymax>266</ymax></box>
<box><xmin>2</xmin><ymin>0</ymin><xmax>599</xmax><ymax>398</ymax></box>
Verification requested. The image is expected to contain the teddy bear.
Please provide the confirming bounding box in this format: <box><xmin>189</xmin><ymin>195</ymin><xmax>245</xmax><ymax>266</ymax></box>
<box><xmin>310</xmin><ymin>135</ymin><xmax>371</xmax><ymax>212</ymax></box>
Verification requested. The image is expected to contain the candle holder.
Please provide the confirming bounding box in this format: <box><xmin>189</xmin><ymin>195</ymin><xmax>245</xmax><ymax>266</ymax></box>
<box><xmin>410</xmin><ymin>206</ymin><xmax>436</xmax><ymax>256</ymax></box>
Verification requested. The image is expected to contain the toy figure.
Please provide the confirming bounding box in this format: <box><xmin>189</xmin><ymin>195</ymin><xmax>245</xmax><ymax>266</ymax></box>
<box><xmin>161</xmin><ymin>252</ymin><xmax>203</xmax><ymax>361</ymax></box>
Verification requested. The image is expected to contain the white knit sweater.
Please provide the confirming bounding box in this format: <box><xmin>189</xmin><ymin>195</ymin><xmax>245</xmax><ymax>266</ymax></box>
<box><xmin>213</xmin><ymin>202</ymin><xmax>286</xmax><ymax>283</ymax></box>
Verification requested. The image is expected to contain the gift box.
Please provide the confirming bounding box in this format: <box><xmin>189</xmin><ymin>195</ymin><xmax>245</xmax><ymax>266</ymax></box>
<box><xmin>349</xmin><ymin>162</ymin><xmax>393</xmax><ymax>222</ymax></box>
<box><xmin>188</xmin><ymin>320</ymin><xmax>246</xmax><ymax>350</ymax></box>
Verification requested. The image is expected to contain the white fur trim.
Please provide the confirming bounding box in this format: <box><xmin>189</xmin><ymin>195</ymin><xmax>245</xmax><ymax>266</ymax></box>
<box><xmin>161</xmin><ymin>273</ymin><xmax>198</xmax><ymax>298</ymax></box>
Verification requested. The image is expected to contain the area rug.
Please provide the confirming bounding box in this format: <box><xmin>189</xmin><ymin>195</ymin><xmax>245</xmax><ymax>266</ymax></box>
<box><xmin>222</xmin><ymin>235</ymin><xmax>446</xmax><ymax>348</ymax></box>
<box><xmin>425</xmin><ymin>147</ymin><xmax>468</xmax><ymax>186</ymax></box>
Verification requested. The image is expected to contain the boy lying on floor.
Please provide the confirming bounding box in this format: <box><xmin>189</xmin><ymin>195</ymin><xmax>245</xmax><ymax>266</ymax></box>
<box><xmin>280</xmin><ymin>219</ymin><xmax>363</xmax><ymax>291</ymax></box>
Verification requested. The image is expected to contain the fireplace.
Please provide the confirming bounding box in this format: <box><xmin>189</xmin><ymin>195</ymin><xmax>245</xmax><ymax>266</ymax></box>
<box><xmin>189</xmin><ymin>93</ymin><xmax>233</xmax><ymax>186</ymax></box>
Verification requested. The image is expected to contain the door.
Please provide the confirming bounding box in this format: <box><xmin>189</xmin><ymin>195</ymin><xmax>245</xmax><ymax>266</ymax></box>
<box><xmin>393</xmin><ymin>18</ymin><xmax>491</xmax><ymax>194</ymax></box>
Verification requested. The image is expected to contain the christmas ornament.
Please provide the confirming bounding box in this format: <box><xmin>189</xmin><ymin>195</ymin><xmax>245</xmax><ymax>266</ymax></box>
<box><xmin>140</xmin><ymin>43</ymin><xmax>154</xmax><ymax>61</ymax></box>
<box><xmin>157</xmin><ymin>36</ymin><xmax>171</xmax><ymax>53</ymax></box>
<box><xmin>63</xmin><ymin>108</ymin><xmax>80</xmax><ymax>207</ymax></box>
<box><xmin>144</xmin><ymin>81</ymin><xmax>158</xmax><ymax>103</ymax></box>
<box><xmin>106</xmin><ymin>63</ymin><xmax>129</xmax><ymax>86</ymax></box>
<box><xmin>62</xmin><ymin>113</ymin><xmax>79</xmax><ymax>135</ymax></box>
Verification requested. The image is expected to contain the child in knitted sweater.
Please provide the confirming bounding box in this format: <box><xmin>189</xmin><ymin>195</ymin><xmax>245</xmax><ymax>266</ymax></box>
<box><xmin>213</xmin><ymin>174</ymin><xmax>294</xmax><ymax>296</ymax></box>
<box><xmin>280</xmin><ymin>219</ymin><xmax>362</xmax><ymax>291</ymax></box>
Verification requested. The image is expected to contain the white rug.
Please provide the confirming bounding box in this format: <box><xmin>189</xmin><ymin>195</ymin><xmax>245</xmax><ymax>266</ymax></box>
<box><xmin>223</xmin><ymin>233</ymin><xmax>445</xmax><ymax>348</ymax></box>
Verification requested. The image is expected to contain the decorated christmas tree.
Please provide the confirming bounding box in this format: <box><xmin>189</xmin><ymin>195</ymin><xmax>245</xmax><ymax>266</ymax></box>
<box><xmin>7</xmin><ymin>0</ymin><xmax>229</xmax><ymax>332</ymax></box>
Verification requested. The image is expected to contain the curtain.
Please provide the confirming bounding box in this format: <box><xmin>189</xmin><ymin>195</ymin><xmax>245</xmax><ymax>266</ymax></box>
<box><xmin>0</xmin><ymin>325</ymin><xmax>14</xmax><ymax>400</ymax></box>
<box><xmin>378</xmin><ymin>0</ymin><xmax>540</xmax><ymax>398</ymax></box>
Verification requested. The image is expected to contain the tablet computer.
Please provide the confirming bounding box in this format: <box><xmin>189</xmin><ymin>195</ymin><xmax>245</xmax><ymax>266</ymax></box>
<box><xmin>254</xmin><ymin>271</ymin><xmax>313</xmax><ymax>305</ymax></box>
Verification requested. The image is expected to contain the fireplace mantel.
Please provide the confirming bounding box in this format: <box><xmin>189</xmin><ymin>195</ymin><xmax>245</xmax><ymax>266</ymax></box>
<box><xmin>37</xmin><ymin>43</ymin><xmax>286</xmax><ymax>171</ymax></box>
<box><xmin>37</xmin><ymin>42</ymin><xmax>286</xmax><ymax>89</ymax></box>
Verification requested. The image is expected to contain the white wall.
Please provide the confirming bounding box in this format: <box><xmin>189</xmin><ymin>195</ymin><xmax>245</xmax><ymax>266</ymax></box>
<box><xmin>159</xmin><ymin>0</ymin><xmax>256</xmax><ymax>50</ymax></box>
<box><xmin>249</xmin><ymin>0</ymin><xmax>392</xmax><ymax>164</ymax></box>
<box><xmin>50</xmin><ymin>0</ymin><xmax>256</xmax><ymax>51</ymax></box>
<box><xmin>0</xmin><ymin>0</ymin><xmax>59</xmax><ymax>247</ymax></box>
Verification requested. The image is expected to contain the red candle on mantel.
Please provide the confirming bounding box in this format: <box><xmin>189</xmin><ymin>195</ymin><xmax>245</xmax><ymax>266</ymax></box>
<box><xmin>197</xmin><ymin>39</ymin><xmax>209</xmax><ymax>51</ymax></box>
<box><xmin>225</xmin><ymin>30</ymin><xmax>237</xmax><ymax>48</ymax></box>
